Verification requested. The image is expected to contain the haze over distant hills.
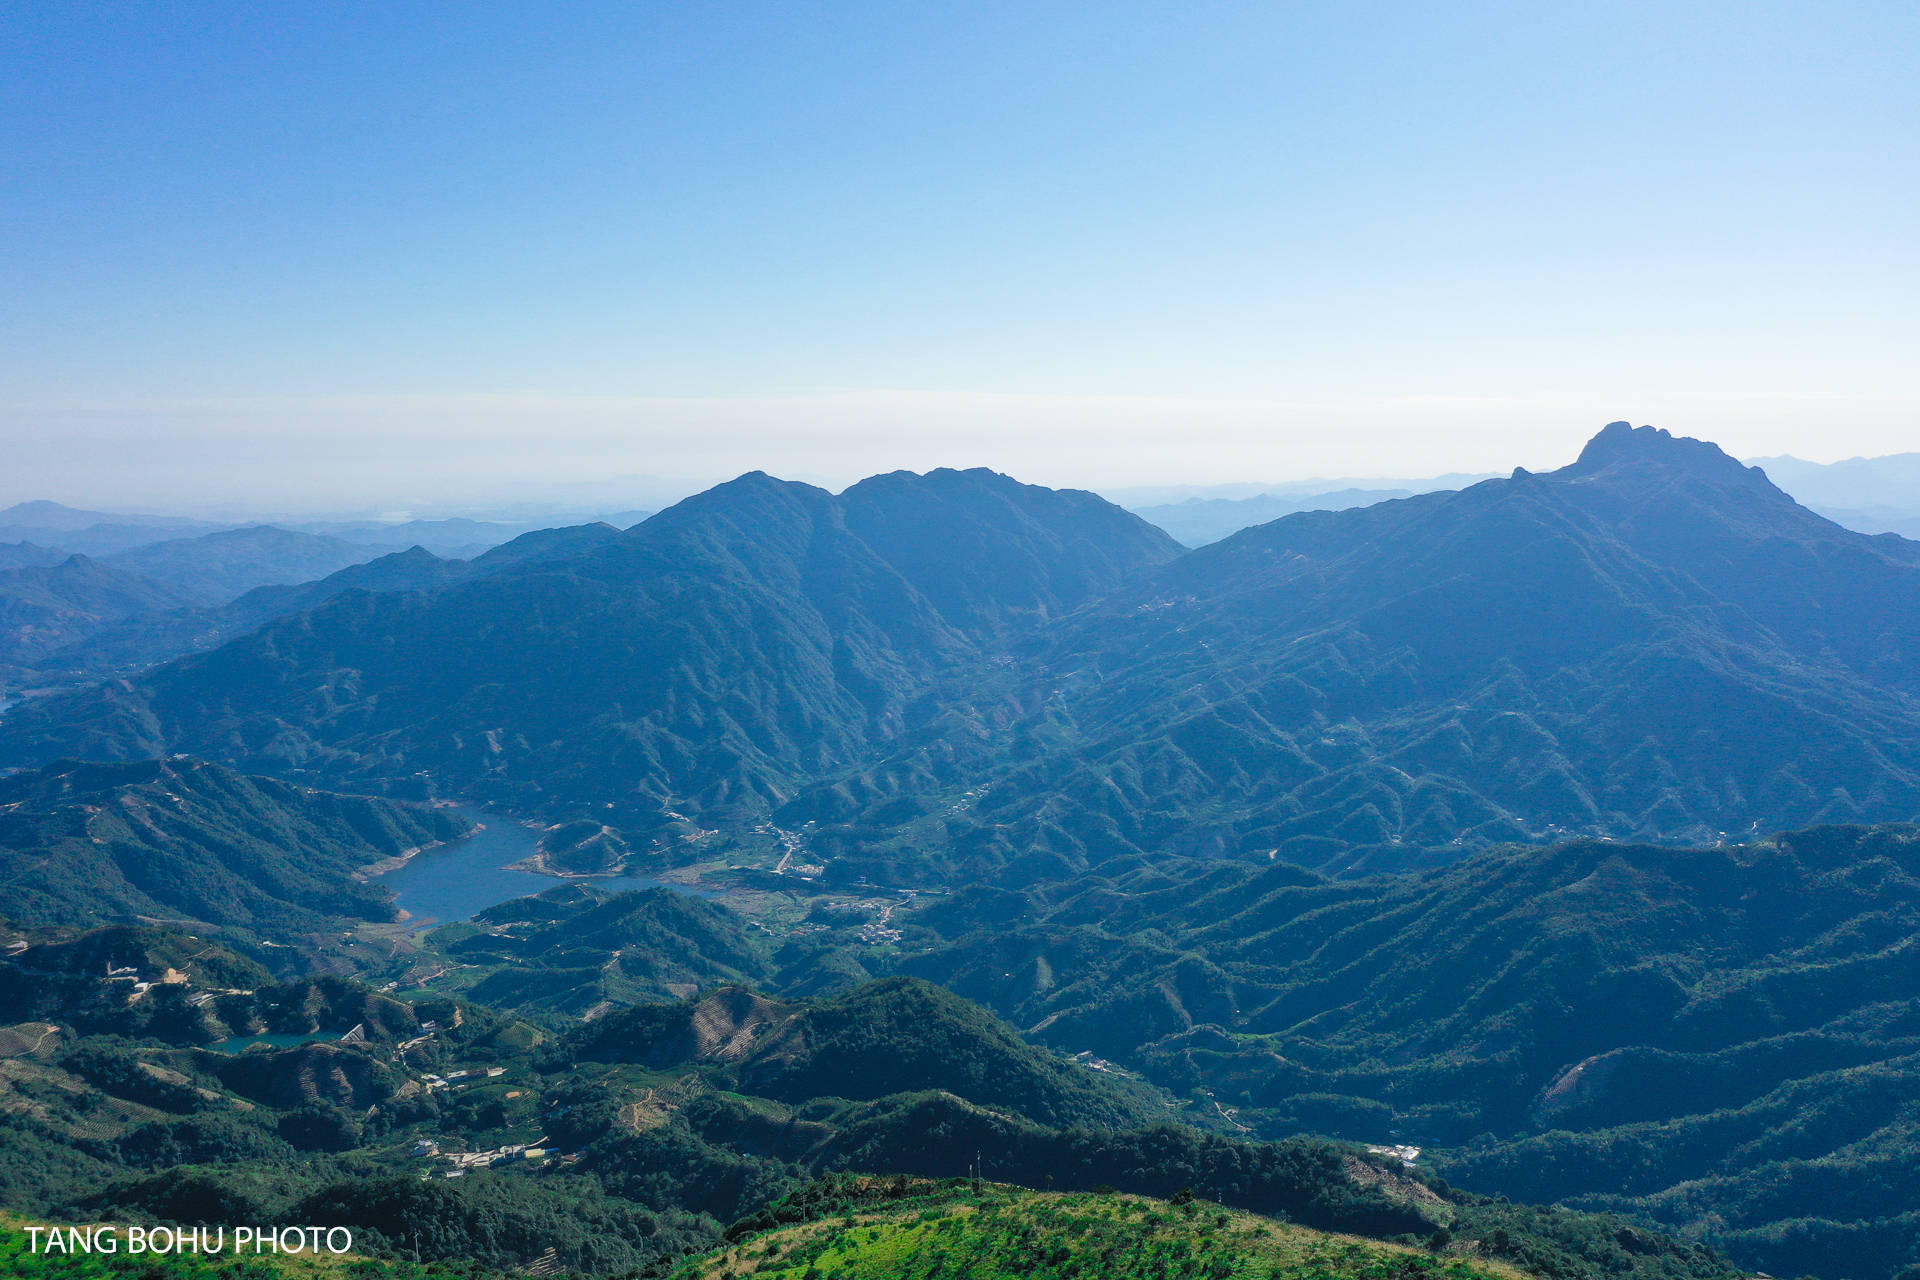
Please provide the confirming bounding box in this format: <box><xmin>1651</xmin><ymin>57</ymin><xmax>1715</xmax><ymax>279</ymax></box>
<box><xmin>0</xmin><ymin>469</ymin><xmax>1180</xmax><ymax>818</ymax></box>
<box><xmin>0</xmin><ymin>541</ymin><xmax>74</xmax><ymax>572</ymax></box>
<box><xmin>1748</xmin><ymin>451</ymin><xmax>1920</xmax><ymax>509</ymax></box>
<box><xmin>1100</xmin><ymin>474</ymin><xmax>1501</xmax><ymax>509</ymax></box>
<box><xmin>0</xmin><ymin>554</ymin><xmax>197</xmax><ymax>678</ymax></box>
<box><xmin>1111</xmin><ymin>474</ymin><xmax>1499</xmax><ymax>547</ymax></box>
<box><xmin>5</xmin><ymin>524</ymin><xmax>630</xmax><ymax>685</ymax></box>
<box><xmin>5</xmin><ymin>425</ymin><xmax>1920</xmax><ymax>875</ymax></box>
<box><xmin>0</xmin><ymin>499</ymin><xmax>657</xmax><ymax>563</ymax></box>
<box><xmin>1126</xmin><ymin>487</ymin><xmax>1427</xmax><ymax>547</ymax></box>
<box><xmin>1117</xmin><ymin>451</ymin><xmax>1920</xmax><ymax>548</ymax></box>
<box><xmin>1747</xmin><ymin>452</ymin><xmax>1920</xmax><ymax>540</ymax></box>
<box><xmin>0</xmin><ymin>500</ymin><xmax>229</xmax><ymax>556</ymax></box>
<box><xmin>103</xmin><ymin>526</ymin><xmax>401</xmax><ymax>605</ymax></box>
<box><xmin>0</xmin><ymin>501</ymin><xmax>653</xmax><ymax>685</ymax></box>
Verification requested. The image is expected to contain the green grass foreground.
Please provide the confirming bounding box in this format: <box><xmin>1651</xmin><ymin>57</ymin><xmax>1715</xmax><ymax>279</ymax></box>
<box><xmin>670</xmin><ymin>1179</ymin><xmax>1528</xmax><ymax>1280</ymax></box>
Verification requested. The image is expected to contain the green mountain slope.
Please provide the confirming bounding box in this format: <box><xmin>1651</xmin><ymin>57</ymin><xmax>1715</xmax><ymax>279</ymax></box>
<box><xmin>677</xmin><ymin>1176</ymin><xmax>1733</xmax><ymax>1280</ymax></box>
<box><xmin>0</xmin><ymin>471</ymin><xmax>1180</xmax><ymax>826</ymax></box>
<box><xmin>28</xmin><ymin>527</ymin><xmax>615</xmax><ymax>683</ymax></box>
<box><xmin>791</xmin><ymin>424</ymin><xmax>1920</xmax><ymax>879</ymax></box>
<box><xmin>0</xmin><ymin>557</ymin><xmax>194</xmax><ymax>675</ymax></box>
<box><xmin>429</xmin><ymin>885</ymin><xmax>778</xmax><ymax>1015</ymax></box>
<box><xmin>0</xmin><ymin>929</ymin><xmax>1742</xmax><ymax>1279</ymax></box>
<box><xmin>882</xmin><ymin>822</ymin><xmax>1920</xmax><ymax>1279</ymax></box>
<box><xmin>0</xmin><ymin>758</ymin><xmax>470</xmax><ymax>936</ymax></box>
<box><xmin>103</xmin><ymin>526</ymin><xmax>385</xmax><ymax>606</ymax></box>
<box><xmin>568</xmin><ymin>977</ymin><xmax>1168</xmax><ymax>1132</ymax></box>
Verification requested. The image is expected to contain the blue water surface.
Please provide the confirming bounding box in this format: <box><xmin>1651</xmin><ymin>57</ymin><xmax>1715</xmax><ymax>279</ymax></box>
<box><xmin>374</xmin><ymin>806</ymin><xmax>711</xmax><ymax>926</ymax></box>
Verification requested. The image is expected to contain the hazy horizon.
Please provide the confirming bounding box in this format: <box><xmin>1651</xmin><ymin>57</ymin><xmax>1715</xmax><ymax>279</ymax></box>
<box><xmin>6</xmin><ymin>4</ymin><xmax>1915</xmax><ymax>512</ymax></box>
<box><xmin>3</xmin><ymin>398</ymin><xmax>1919</xmax><ymax>518</ymax></box>
<box><xmin>0</xmin><ymin>418</ymin><xmax>1913</xmax><ymax>524</ymax></box>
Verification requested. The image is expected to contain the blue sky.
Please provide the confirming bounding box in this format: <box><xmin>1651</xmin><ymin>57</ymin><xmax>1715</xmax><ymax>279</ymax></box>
<box><xmin>3</xmin><ymin>2</ymin><xmax>1915</xmax><ymax>510</ymax></box>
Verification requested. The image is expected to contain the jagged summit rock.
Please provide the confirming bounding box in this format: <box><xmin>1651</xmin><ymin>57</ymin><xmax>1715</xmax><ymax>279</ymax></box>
<box><xmin>1567</xmin><ymin>421</ymin><xmax>1770</xmax><ymax>487</ymax></box>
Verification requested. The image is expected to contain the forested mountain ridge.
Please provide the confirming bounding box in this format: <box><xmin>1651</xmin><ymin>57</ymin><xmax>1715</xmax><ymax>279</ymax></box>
<box><xmin>9</xmin><ymin>427</ymin><xmax>1920</xmax><ymax>869</ymax></box>
<box><xmin>787</xmin><ymin>424</ymin><xmax>1920</xmax><ymax>878</ymax></box>
<box><xmin>0</xmin><ymin>543</ymin><xmax>69</xmax><ymax>572</ymax></box>
<box><xmin>434</xmin><ymin>884</ymin><xmax>780</xmax><ymax>1015</ymax></box>
<box><xmin>568</xmin><ymin>977</ymin><xmax>1170</xmax><ymax>1132</ymax></box>
<box><xmin>883</xmin><ymin>821</ymin><xmax>1920</xmax><ymax>1280</ymax></box>
<box><xmin>24</xmin><ymin>526</ymin><xmax>616</xmax><ymax>682</ymax></box>
<box><xmin>0</xmin><ymin>470</ymin><xmax>1181</xmax><ymax>824</ymax></box>
<box><xmin>0</xmin><ymin>927</ymin><xmax>1745</xmax><ymax>1280</ymax></box>
<box><xmin>836</xmin><ymin>467</ymin><xmax>1184</xmax><ymax>639</ymax></box>
<box><xmin>102</xmin><ymin>526</ymin><xmax>390</xmax><ymax>606</ymax></box>
<box><xmin>0</xmin><ymin>757</ymin><xmax>470</xmax><ymax>937</ymax></box>
<box><xmin>0</xmin><ymin>556</ymin><xmax>196</xmax><ymax>676</ymax></box>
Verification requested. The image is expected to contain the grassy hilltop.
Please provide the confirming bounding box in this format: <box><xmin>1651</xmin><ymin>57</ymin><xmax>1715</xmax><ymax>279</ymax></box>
<box><xmin>667</xmin><ymin>1177</ymin><xmax>1655</xmax><ymax>1280</ymax></box>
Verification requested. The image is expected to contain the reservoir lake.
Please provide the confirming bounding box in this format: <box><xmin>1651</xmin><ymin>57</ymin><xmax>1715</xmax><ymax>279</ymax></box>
<box><xmin>374</xmin><ymin>806</ymin><xmax>714</xmax><ymax>926</ymax></box>
<box><xmin>209</xmin><ymin>1030</ymin><xmax>348</xmax><ymax>1054</ymax></box>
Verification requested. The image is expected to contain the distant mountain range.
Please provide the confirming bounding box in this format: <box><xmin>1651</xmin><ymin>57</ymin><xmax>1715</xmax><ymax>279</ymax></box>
<box><xmin>5</xmin><ymin>426</ymin><xmax>1920</xmax><ymax>873</ymax></box>
<box><xmin>0</xmin><ymin>470</ymin><xmax>1179</xmax><ymax>821</ymax></box>
<box><xmin>0</xmin><ymin>542</ymin><xmax>70</xmax><ymax>572</ymax></box>
<box><xmin>1127</xmin><ymin>486</ymin><xmax>1426</xmax><ymax>547</ymax></box>
<box><xmin>1114</xmin><ymin>475</ymin><xmax>1501</xmax><ymax>547</ymax></box>
<box><xmin>0</xmin><ymin>555</ymin><xmax>197</xmax><ymax>677</ymax></box>
<box><xmin>1748</xmin><ymin>451</ymin><xmax>1920</xmax><ymax>510</ymax></box>
<box><xmin>0</xmin><ymin>522</ymin><xmax>633</xmax><ymax>685</ymax></box>
<box><xmin>1126</xmin><ymin>451</ymin><xmax>1920</xmax><ymax>547</ymax></box>
<box><xmin>104</xmin><ymin>525</ymin><xmax>401</xmax><ymax>605</ymax></box>
<box><xmin>791</xmin><ymin>424</ymin><xmax>1920</xmax><ymax>876</ymax></box>
<box><xmin>0</xmin><ymin>499</ymin><xmax>656</xmax><ymax>569</ymax></box>
<box><xmin>1748</xmin><ymin>452</ymin><xmax>1920</xmax><ymax>540</ymax></box>
<box><xmin>0</xmin><ymin>500</ymin><xmax>231</xmax><ymax>557</ymax></box>
<box><xmin>0</xmin><ymin>503</ymin><xmax>661</xmax><ymax>686</ymax></box>
<box><xmin>1101</xmin><ymin>473</ymin><xmax>1501</xmax><ymax>508</ymax></box>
